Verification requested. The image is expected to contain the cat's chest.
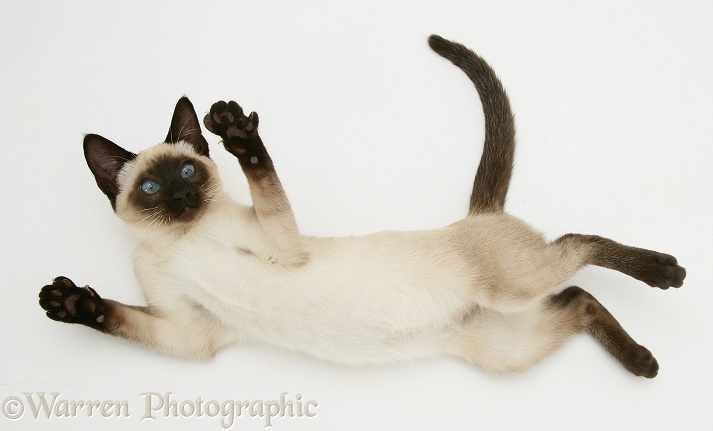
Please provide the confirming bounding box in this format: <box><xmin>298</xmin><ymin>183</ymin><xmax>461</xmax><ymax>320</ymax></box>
<box><xmin>134</xmin><ymin>231</ymin><xmax>287</xmax><ymax>312</ymax></box>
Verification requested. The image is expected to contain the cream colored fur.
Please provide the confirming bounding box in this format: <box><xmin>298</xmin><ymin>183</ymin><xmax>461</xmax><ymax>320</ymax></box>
<box><xmin>40</xmin><ymin>37</ymin><xmax>681</xmax><ymax>379</ymax></box>
<box><xmin>108</xmin><ymin>141</ymin><xmax>591</xmax><ymax>372</ymax></box>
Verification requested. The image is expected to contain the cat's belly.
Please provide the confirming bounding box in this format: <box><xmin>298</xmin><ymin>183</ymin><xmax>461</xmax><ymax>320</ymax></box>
<box><xmin>164</xmin><ymin>229</ymin><xmax>477</xmax><ymax>364</ymax></box>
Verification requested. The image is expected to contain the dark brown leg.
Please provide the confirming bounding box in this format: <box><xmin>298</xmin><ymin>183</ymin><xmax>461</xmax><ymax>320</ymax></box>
<box><xmin>549</xmin><ymin>286</ymin><xmax>659</xmax><ymax>378</ymax></box>
<box><xmin>554</xmin><ymin>234</ymin><xmax>686</xmax><ymax>289</ymax></box>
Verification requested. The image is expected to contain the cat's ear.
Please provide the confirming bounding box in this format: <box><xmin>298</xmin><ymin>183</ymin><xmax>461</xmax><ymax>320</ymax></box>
<box><xmin>165</xmin><ymin>97</ymin><xmax>210</xmax><ymax>157</ymax></box>
<box><xmin>84</xmin><ymin>134</ymin><xmax>137</xmax><ymax>210</ymax></box>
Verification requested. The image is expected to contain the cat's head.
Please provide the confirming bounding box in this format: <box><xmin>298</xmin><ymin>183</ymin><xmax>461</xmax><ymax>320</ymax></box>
<box><xmin>84</xmin><ymin>97</ymin><xmax>222</xmax><ymax>233</ymax></box>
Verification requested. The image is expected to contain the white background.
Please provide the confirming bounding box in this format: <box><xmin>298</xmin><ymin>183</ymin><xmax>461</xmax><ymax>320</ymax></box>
<box><xmin>1</xmin><ymin>1</ymin><xmax>711</xmax><ymax>430</ymax></box>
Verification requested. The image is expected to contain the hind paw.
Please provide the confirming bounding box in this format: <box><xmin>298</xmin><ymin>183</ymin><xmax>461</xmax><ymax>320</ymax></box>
<box><xmin>625</xmin><ymin>344</ymin><xmax>659</xmax><ymax>378</ymax></box>
<box><xmin>637</xmin><ymin>251</ymin><xmax>686</xmax><ymax>289</ymax></box>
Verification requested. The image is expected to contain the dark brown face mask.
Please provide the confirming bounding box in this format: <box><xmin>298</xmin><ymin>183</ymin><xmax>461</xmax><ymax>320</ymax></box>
<box><xmin>84</xmin><ymin>97</ymin><xmax>210</xmax><ymax>211</ymax></box>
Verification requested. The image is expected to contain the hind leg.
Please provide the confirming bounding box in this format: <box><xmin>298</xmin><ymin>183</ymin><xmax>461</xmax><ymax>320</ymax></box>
<box><xmin>449</xmin><ymin>299</ymin><xmax>585</xmax><ymax>373</ymax></box>
<box><xmin>554</xmin><ymin>234</ymin><xmax>686</xmax><ymax>289</ymax></box>
<box><xmin>459</xmin><ymin>217</ymin><xmax>684</xmax><ymax>313</ymax></box>
<box><xmin>450</xmin><ymin>286</ymin><xmax>658</xmax><ymax>377</ymax></box>
<box><xmin>549</xmin><ymin>286</ymin><xmax>659</xmax><ymax>377</ymax></box>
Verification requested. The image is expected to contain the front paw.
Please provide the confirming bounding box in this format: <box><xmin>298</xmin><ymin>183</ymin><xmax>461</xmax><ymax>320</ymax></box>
<box><xmin>204</xmin><ymin>100</ymin><xmax>259</xmax><ymax>141</ymax></box>
<box><xmin>39</xmin><ymin>277</ymin><xmax>106</xmax><ymax>328</ymax></box>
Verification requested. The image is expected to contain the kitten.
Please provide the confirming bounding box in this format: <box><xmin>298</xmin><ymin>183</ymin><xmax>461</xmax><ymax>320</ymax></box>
<box><xmin>39</xmin><ymin>35</ymin><xmax>685</xmax><ymax>378</ymax></box>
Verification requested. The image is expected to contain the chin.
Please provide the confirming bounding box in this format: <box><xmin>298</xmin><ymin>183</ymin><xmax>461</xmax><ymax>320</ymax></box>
<box><xmin>172</xmin><ymin>204</ymin><xmax>203</xmax><ymax>223</ymax></box>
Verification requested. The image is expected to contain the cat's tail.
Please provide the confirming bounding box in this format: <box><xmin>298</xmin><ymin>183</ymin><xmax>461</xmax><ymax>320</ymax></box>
<box><xmin>428</xmin><ymin>34</ymin><xmax>515</xmax><ymax>215</ymax></box>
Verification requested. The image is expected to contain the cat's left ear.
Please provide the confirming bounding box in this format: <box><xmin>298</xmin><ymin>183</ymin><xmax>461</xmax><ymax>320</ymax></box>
<box><xmin>165</xmin><ymin>97</ymin><xmax>210</xmax><ymax>157</ymax></box>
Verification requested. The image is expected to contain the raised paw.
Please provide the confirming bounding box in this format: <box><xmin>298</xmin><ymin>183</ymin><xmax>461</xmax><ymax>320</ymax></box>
<box><xmin>39</xmin><ymin>276</ymin><xmax>107</xmax><ymax>329</ymax></box>
<box><xmin>203</xmin><ymin>100</ymin><xmax>259</xmax><ymax>141</ymax></box>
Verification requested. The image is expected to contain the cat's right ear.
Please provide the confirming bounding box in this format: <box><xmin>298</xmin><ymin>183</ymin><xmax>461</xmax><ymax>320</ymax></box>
<box><xmin>83</xmin><ymin>134</ymin><xmax>136</xmax><ymax>210</ymax></box>
<box><xmin>165</xmin><ymin>97</ymin><xmax>210</xmax><ymax>157</ymax></box>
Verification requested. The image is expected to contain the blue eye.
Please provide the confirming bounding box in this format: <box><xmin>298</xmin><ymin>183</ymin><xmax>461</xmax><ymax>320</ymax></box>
<box><xmin>141</xmin><ymin>180</ymin><xmax>160</xmax><ymax>195</ymax></box>
<box><xmin>181</xmin><ymin>163</ymin><xmax>195</xmax><ymax>179</ymax></box>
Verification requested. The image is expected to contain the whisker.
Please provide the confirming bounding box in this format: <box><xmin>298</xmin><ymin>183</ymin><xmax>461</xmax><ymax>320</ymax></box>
<box><xmin>146</xmin><ymin>211</ymin><xmax>164</xmax><ymax>229</ymax></box>
<box><xmin>138</xmin><ymin>211</ymin><xmax>162</xmax><ymax>223</ymax></box>
<box><xmin>200</xmin><ymin>175</ymin><xmax>215</xmax><ymax>188</ymax></box>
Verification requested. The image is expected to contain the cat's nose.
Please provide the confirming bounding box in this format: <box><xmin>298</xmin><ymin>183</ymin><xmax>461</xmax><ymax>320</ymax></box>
<box><xmin>171</xmin><ymin>182</ymin><xmax>191</xmax><ymax>202</ymax></box>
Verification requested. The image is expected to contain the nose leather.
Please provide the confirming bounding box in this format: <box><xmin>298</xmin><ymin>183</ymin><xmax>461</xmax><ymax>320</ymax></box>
<box><xmin>171</xmin><ymin>181</ymin><xmax>190</xmax><ymax>202</ymax></box>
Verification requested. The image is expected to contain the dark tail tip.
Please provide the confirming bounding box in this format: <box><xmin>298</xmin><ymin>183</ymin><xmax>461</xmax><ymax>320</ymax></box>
<box><xmin>428</xmin><ymin>34</ymin><xmax>451</xmax><ymax>54</ymax></box>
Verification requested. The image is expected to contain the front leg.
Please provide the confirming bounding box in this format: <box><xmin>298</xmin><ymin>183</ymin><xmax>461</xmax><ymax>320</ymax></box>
<box><xmin>39</xmin><ymin>277</ymin><xmax>225</xmax><ymax>359</ymax></box>
<box><xmin>204</xmin><ymin>100</ymin><xmax>308</xmax><ymax>268</ymax></box>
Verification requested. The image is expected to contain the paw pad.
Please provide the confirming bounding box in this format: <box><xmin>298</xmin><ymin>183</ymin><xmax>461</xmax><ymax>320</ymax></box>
<box><xmin>39</xmin><ymin>276</ymin><xmax>106</xmax><ymax>328</ymax></box>
<box><xmin>203</xmin><ymin>100</ymin><xmax>259</xmax><ymax>141</ymax></box>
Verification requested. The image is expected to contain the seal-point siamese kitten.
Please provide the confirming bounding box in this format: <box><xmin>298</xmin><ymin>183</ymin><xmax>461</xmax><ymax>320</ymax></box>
<box><xmin>39</xmin><ymin>35</ymin><xmax>685</xmax><ymax>378</ymax></box>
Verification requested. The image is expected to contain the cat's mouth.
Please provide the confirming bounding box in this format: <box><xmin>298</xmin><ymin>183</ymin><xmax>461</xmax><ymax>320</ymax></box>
<box><xmin>168</xmin><ymin>190</ymin><xmax>202</xmax><ymax>217</ymax></box>
<box><xmin>172</xmin><ymin>201</ymin><xmax>201</xmax><ymax>220</ymax></box>
<box><xmin>174</xmin><ymin>205</ymin><xmax>193</xmax><ymax>216</ymax></box>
